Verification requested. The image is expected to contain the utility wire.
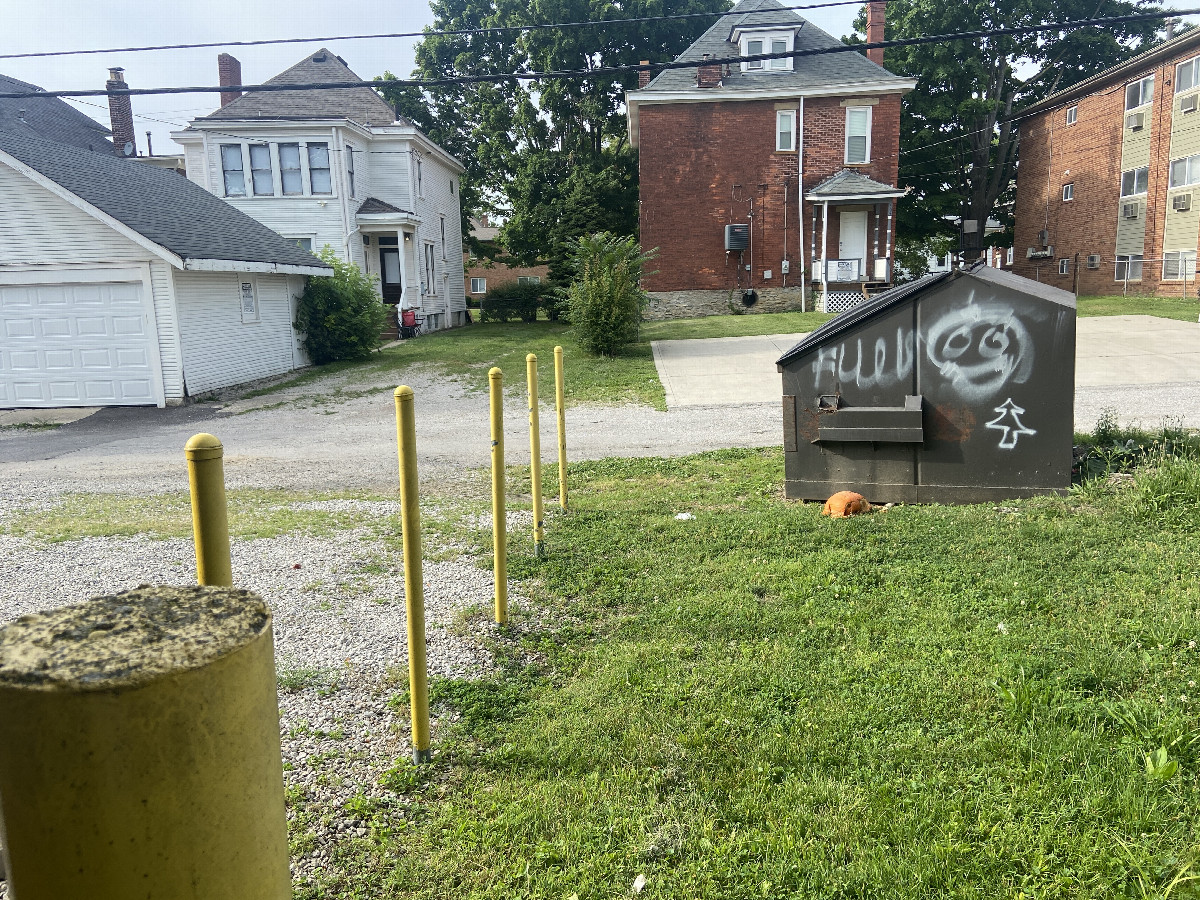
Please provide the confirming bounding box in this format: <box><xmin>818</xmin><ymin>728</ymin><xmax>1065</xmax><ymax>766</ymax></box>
<box><xmin>0</xmin><ymin>0</ymin><xmax>876</xmax><ymax>61</ymax></box>
<box><xmin>1</xmin><ymin>8</ymin><xmax>1194</xmax><ymax>101</ymax></box>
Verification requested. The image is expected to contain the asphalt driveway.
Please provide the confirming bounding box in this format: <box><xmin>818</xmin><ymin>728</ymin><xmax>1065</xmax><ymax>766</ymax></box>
<box><xmin>653</xmin><ymin>314</ymin><xmax>1200</xmax><ymax>431</ymax></box>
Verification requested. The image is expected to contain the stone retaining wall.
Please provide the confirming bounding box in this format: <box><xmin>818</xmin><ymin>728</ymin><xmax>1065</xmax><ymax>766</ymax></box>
<box><xmin>645</xmin><ymin>287</ymin><xmax>811</xmax><ymax>320</ymax></box>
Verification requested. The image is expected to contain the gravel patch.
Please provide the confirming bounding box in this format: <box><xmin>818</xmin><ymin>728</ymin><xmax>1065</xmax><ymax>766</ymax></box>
<box><xmin>0</xmin><ymin>521</ymin><xmax>513</xmax><ymax>895</ymax></box>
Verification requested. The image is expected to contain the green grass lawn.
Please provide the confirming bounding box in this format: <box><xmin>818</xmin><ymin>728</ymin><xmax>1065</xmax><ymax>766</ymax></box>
<box><xmin>300</xmin><ymin>444</ymin><xmax>1200</xmax><ymax>900</ymax></box>
<box><xmin>1078</xmin><ymin>294</ymin><xmax>1200</xmax><ymax>322</ymax></box>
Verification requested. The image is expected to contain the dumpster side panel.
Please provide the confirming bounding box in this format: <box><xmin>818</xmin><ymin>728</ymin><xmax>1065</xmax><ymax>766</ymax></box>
<box><xmin>914</xmin><ymin>279</ymin><xmax>1075</xmax><ymax>498</ymax></box>
<box><xmin>782</xmin><ymin>301</ymin><xmax>919</xmax><ymax>500</ymax></box>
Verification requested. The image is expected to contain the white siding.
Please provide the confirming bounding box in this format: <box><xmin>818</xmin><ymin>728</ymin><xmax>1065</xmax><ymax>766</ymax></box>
<box><xmin>183</xmin><ymin>142</ymin><xmax>207</xmax><ymax>190</ymax></box>
<box><xmin>149</xmin><ymin>260</ymin><xmax>184</xmax><ymax>399</ymax></box>
<box><xmin>173</xmin><ymin>271</ymin><xmax>299</xmax><ymax>394</ymax></box>
<box><xmin>411</xmin><ymin>151</ymin><xmax>466</xmax><ymax>327</ymax></box>
<box><xmin>365</xmin><ymin>138</ymin><xmax>413</xmax><ymax>212</ymax></box>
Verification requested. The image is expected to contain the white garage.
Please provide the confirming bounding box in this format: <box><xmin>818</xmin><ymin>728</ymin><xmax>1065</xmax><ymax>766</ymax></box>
<box><xmin>0</xmin><ymin>130</ymin><xmax>330</xmax><ymax>409</ymax></box>
<box><xmin>0</xmin><ymin>268</ymin><xmax>161</xmax><ymax>407</ymax></box>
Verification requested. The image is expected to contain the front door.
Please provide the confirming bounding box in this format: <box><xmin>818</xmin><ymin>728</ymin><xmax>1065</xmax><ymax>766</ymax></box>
<box><xmin>379</xmin><ymin>245</ymin><xmax>403</xmax><ymax>304</ymax></box>
<box><xmin>838</xmin><ymin>210</ymin><xmax>868</xmax><ymax>279</ymax></box>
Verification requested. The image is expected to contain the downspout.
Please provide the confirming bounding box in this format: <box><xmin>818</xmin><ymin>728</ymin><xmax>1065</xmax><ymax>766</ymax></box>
<box><xmin>333</xmin><ymin>126</ymin><xmax>355</xmax><ymax>264</ymax></box>
<box><xmin>200</xmin><ymin>130</ymin><xmax>213</xmax><ymax>194</ymax></box>
<box><xmin>797</xmin><ymin>96</ymin><xmax>806</xmax><ymax>310</ymax></box>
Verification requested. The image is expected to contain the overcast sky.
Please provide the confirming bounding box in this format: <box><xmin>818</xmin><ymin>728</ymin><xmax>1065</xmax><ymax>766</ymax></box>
<box><xmin>3</xmin><ymin>1</ymin><xmax>1196</xmax><ymax>157</ymax></box>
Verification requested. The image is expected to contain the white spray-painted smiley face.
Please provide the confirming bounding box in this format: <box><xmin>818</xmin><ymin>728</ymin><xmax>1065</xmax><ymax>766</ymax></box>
<box><xmin>923</xmin><ymin>301</ymin><xmax>1034</xmax><ymax>401</ymax></box>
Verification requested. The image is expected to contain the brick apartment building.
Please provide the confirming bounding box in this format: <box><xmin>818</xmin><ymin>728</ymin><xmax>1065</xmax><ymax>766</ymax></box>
<box><xmin>626</xmin><ymin>0</ymin><xmax>915</xmax><ymax>317</ymax></box>
<box><xmin>463</xmin><ymin>217</ymin><xmax>549</xmax><ymax>300</ymax></box>
<box><xmin>1014</xmin><ymin>28</ymin><xmax>1200</xmax><ymax>296</ymax></box>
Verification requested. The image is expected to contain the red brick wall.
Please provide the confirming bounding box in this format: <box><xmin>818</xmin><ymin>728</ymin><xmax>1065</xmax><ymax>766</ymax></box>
<box><xmin>638</xmin><ymin>94</ymin><xmax>902</xmax><ymax>292</ymax></box>
<box><xmin>463</xmin><ymin>256</ymin><xmax>549</xmax><ymax>295</ymax></box>
<box><xmin>1013</xmin><ymin>48</ymin><xmax>1197</xmax><ymax>296</ymax></box>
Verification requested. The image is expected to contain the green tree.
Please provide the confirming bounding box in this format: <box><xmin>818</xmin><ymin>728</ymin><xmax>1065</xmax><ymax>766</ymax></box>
<box><xmin>856</xmin><ymin>1</ymin><xmax>1166</xmax><ymax>260</ymax></box>
<box><xmin>565</xmin><ymin>232</ymin><xmax>656</xmax><ymax>356</ymax></box>
<box><xmin>379</xmin><ymin>0</ymin><xmax>730</xmax><ymax>276</ymax></box>
<box><xmin>294</xmin><ymin>248</ymin><xmax>388</xmax><ymax>364</ymax></box>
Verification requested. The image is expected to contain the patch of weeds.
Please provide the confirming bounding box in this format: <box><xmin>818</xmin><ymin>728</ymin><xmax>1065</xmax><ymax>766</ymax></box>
<box><xmin>380</xmin><ymin>759</ymin><xmax>424</xmax><ymax>794</ymax></box>
<box><xmin>278</xmin><ymin>666</ymin><xmax>338</xmax><ymax>694</ymax></box>
<box><xmin>427</xmin><ymin>676</ymin><xmax>530</xmax><ymax>734</ymax></box>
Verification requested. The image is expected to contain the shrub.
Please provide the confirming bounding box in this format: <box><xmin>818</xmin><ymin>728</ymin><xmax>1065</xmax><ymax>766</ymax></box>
<box><xmin>478</xmin><ymin>281</ymin><xmax>560</xmax><ymax>323</ymax></box>
<box><xmin>294</xmin><ymin>248</ymin><xmax>388</xmax><ymax>364</ymax></box>
<box><xmin>564</xmin><ymin>233</ymin><xmax>656</xmax><ymax>356</ymax></box>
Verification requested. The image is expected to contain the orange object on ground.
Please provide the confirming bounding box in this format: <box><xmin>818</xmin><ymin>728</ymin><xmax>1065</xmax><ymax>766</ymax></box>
<box><xmin>822</xmin><ymin>491</ymin><xmax>871</xmax><ymax>518</ymax></box>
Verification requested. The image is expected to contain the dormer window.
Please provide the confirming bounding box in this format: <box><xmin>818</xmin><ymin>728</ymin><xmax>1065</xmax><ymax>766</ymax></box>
<box><xmin>737</xmin><ymin>30</ymin><xmax>794</xmax><ymax>73</ymax></box>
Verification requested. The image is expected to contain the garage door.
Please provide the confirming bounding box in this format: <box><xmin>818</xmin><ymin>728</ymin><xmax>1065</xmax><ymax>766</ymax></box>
<box><xmin>0</xmin><ymin>275</ymin><xmax>160</xmax><ymax>408</ymax></box>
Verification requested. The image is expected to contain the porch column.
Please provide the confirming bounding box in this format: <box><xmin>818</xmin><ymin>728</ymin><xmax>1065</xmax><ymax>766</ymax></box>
<box><xmin>820</xmin><ymin>201</ymin><xmax>830</xmax><ymax>298</ymax></box>
<box><xmin>883</xmin><ymin>201</ymin><xmax>894</xmax><ymax>283</ymax></box>
<box><xmin>872</xmin><ymin>204</ymin><xmax>881</xmax><ymax>279</ymax></box>
<box><xmin>810</xmin><ymin>202</ymin><xmax>818</xmax><ymax>287</ymax></box>
<box><xmin>400</xmin><ymin>231</ymin><xmax>415</xmax><ymax>309</ymax></box>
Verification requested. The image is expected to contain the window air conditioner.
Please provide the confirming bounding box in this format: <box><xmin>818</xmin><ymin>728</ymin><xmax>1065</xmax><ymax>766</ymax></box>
<box><xmin>1173</xmin><ymin>192</ymin><xmax>1192</xmax><ymax>211</ymax></box>
<box><xmin>1183</xmin><ymin>94</ymin><xmax>1198</xmax><ymax>113</ymax></box>
<box><xmin>1126</xmin><ymin>111</ymin><xmax>1146</xmax><ymax>129</ymax></box>
<box><xmin>1087</xmin><ymin>254</ymin><xmax>1101</xmax><ymax>269</ymax></box>
<box><xmin>1038</xmin><ymin>228</ymin><xmax>1050</xmax><ymax>247</ymax></box>
<box><xmin>1122</xmin><ymin>201</ymin><xmax>1140</xmax><ymax>219</ymax></box>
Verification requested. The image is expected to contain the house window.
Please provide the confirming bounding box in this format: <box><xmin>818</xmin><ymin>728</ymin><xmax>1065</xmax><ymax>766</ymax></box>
<box><xmin>1125</xmin><ymin>74</ymin><xmax>1154</xmax><ymax>110</ymax></box>
<box><xmin>1006</xmin><ymin>246</ymin><xmax>1014</xmax><ymax>265</ymax></box>
<box><xmin>746</xmin><ymin>38</ymin><xmax>764</xmax><ymax>69</ymax></box>
<box><xmin>416</xmin><ymin>157</ymin><xmax>424</xmax><ymax>198</ymax></box>
<box><xmin>517</xmin><ymin>275</ymin><xmax>541</xmax><ymax>286</ymax></box>
<box><xmin>290</xmin><ymin>237</ymin><xmax>313</xmax><ymax>252</ymax></box>
<box><xmin>220</xmin><ymin>144</ymin><xmax>246</xmax><ymax>197</ymax></box>
<box><xmin>776</xmin><ymin>109</ymin><xmax>796</xmax><ymax>152</ymax></box>
<box><xmin>345</xmin><ymin>144</ymin><xmax>356</xmax><ymax>198</ymax></box>
<box><xmin>1066</xmin><ymin>105</ymin><xmax>1077</xmax><ymax>125</ymax></box>
<box><xmin>279</xmin><ymin>143</ymin><xmax>303</xmax><ymax>195</ymax></box>
<box><xmin>1058</xmin><ymin>258</ymin><xmax>1070</xmax><ymax>275</ymax></box>
<box><xmin>239</xmin><ymin>280</ymin><xmax>259</xmax><ymax>323</ymax></box>
<box><xmin>1062</xmin><ymin>182</ymin><xmax>1074</xmax><ymax>201</ymax></box>
<box><xmin>450</xmin><ymin>178</ymin><xmax>455</xmax><ymax>195</ymax></box>
<box><xmin>1178</xmin><ymin>57</ymin><xmax>1199</xmax><ymax>92</ymax></box>
<box><xmin>423</xmin><ymin>242</ymin><xmax>436</xmax><ymax>295</ymax></box>
<box><xmin>1115</xmin><ymin>254</ymin><xmax>1143</xmax><ymax>281</ymax></box>
<box><xmin>845</xmin><ymin>107</ymin><xmax>871</xmax><ymax>164</ymax></box>
<box><xmin>1170</xmin><ymin>153</ymin><xmax>1200</xmax><ymax>187</ymax></box>
<box><xmin>1120</xmin><ymin>166</ymin><xmax>1149</xmax><ymax>196</ymax></box>
<box><xmin>769</xmin><ymin>38</ymin><xmax>788</xmax><ymax>70</ymax></box>
<box><xmin>307</xmin><ymin>143</ymin><xmax>332</xmax><ymax>194</ymax></box>
<box><xmin>440</xmin><ymin>216</ymin><xmax>446</xmax><ymax>258</ymax></box>
<box><xmin>470</xmin><ymin>277</ymin><xmax>486</xmax><ymax>294</ymax></box>
<box><xmin>1163</xmin><ymin>250</ymin><xmax>1196</xmax><ymax>280</ymax></box>
<box><xmin>249</xmin><ymin>144</ymin><xmax>273</xmax><ymax>196</ymax></box>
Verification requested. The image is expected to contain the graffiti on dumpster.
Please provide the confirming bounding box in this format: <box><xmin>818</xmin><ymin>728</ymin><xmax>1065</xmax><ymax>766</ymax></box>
<box><xmin>985</xmin><ymin>398</ymin><xmax>1037</xmax><ymax>449</ymax></box>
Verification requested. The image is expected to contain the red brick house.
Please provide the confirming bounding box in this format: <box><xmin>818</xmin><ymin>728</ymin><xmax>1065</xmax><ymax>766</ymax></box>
<box><xmin>463</xmin><ymin>217</ymin><xmax>549</xmax><ymax>300</ymax></box>
<box><xmin>1013</xmin><ymin>29</ymin><xmax>1200</xmax><ymax>296</ymax></box>
<box><xmin>627</xmin><ymin>0</ymin><xmax>915</xmax><ymax>317</ymax></box>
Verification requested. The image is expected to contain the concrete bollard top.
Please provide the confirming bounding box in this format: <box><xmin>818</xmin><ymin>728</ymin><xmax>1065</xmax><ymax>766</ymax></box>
<box><xmin>0</xmin><ymin>585</ymin><xmax>270</xmax><ymax>691</ymax></box>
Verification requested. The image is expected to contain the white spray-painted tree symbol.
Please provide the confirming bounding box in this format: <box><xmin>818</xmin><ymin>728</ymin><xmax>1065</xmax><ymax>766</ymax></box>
<box><xmin>986</xmin><ymin>398</ymin><xmax>1037</xmax><ymax>449</ymax></box>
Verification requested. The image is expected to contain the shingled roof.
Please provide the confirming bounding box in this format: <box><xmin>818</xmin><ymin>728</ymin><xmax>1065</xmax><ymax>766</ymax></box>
<box><xmin>0</xmin><ymin>130</ymin><xmax>330</xmax><ymax>272</ymax></box>
<box><xmin>805</xmin><ymin>169</ymin><xmax>906</xmax><ymax>200</ymax></box>
<box><xmin>0</xmin><ymin>73</ymin><xmax>112</xmax><ymax>152</ymax></box>
<box><xmin>640</xmin><ymin>0</ymin><xmax>909</xmax><ymax>93</ymax></box>
<box><xmin>202</xmin><ymin>48</ymin><xmax>402</xmax><ymax>126</ymax></box>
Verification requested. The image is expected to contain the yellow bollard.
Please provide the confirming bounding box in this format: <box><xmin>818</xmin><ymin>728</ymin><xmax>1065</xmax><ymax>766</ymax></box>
<box><xmin>394</xmin><ymin>386</ymin><xmax>431</xmax><ymax>764</ymax></box>
<box><xmin>554</xmin><ymin>345</ymin><xmax>568</xmax><ymax>512</ymax></box>
<box><xmin>527</xmin><ymin>353</ymin><xmax>546</xmax><ymax>558</ymax></box>
<box><xmin>489</xmin><ymin>367</ymin><xmax>508</xmax><ymax>623</ymax></box>
<box><xmin>0</xmin><ymin>585</ymin><xmax>290</xmax><ymax>900</ymax></box>
<box><xmin>186</xmin><ymin>432</ymin><xmax>232</xmax><ymax>587</ymax></box>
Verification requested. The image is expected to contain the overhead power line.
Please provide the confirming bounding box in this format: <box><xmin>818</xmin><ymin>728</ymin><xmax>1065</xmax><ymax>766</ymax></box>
<box><xmin>0</xmin><ymin>8</ymin><xmax>1192</xmax><ymax>102</ymax></box>
<box><xmin>0</xmin><ymin>0</ymin><xmax>876</xmax><ymax>61</ymax></box>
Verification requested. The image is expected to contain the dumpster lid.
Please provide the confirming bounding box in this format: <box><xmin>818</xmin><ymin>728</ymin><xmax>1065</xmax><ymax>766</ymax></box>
<box><xmin>776</xmin><ymin>271</ymin><xmax>951</xmax><ymax>367</ymax></box>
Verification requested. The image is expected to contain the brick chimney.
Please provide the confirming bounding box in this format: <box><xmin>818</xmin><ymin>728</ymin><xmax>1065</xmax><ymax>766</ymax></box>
<box><xmin>638</xmin><ymin>60</ymin><xmax>651</xmax><ymax>89</ymax></box>
<box><xmin>218</xmin><ymin>53</ymin><xmax>242</xmax><ymax>107</ymax></box>
<box><xmin>866</xmin><ymin>1</ymin><xmax>886</xmax><ymax>66</ymax></box>
<box><xmin>695</xmin><ymin>54</ymin><xmax>722</xmax><ymax>89</ymax></box>
<box><xmin>106</xmin><ymin>68</ymin><xmax>136</xmax><ymax>158</ymax></box>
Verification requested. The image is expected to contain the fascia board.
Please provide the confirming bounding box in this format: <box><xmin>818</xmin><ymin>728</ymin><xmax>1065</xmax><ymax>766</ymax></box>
<box><xmin>0</xmin><ymin>149</ymin><xmax>184</xmax><ymax>270</ymax></box>
<box><xmin>182</xmin><ymin>258</ymin><xmax>332</xmax><ymax>276</ymax></box>
<box><xmin>805</xmin><ymin>191</ymin><xmax>907</xmax><ymax>202</ymax></box>
<box><xmin>372</xmin><ymin>127</ymin><xmax>466</xmax><ymax>174</ymax></box>
<box><xmin>356</xmin><ymin>212</ymin><xmax>422</xmax><ymax>226</ymax></box>
<box><xmin>628</xmin><ymin>78</ymin><xmax>916</xmax><ymax>106</ymax></box>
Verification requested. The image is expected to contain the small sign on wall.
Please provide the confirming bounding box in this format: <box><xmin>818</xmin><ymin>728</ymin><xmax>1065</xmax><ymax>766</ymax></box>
<box><xmin>240</xmin><ymin>280</ymin><xmax>259</xmax><ymax>323</ymax></box>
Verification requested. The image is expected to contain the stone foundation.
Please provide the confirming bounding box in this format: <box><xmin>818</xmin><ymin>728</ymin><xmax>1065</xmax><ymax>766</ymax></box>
<box><xmin>645</xmin><ymin>287</ymin><xmax>810</xmax><ymax>320</ymax></box>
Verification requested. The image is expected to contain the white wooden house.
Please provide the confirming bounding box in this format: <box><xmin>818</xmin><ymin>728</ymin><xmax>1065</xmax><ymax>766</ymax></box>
<box><xmin>172</xmin><ymin>49</ymin><xmax>467</xmax><ymax>332</ymax></box>
<box><xmin>0</xmin><ymin>130</ymin><xmax>330</xmax><ymax>408</ymax></box>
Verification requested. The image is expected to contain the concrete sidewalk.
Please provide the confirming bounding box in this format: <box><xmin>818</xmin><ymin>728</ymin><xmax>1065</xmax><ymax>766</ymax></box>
<box><xmin>652</xmin><ymin>315</ymin><xmax>1200</xmax><ymax>430</ymax></box>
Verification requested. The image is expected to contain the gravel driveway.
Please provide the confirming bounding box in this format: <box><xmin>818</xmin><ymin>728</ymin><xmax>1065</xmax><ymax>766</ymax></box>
<box><xmin>0</xmin><ymin>361</ymin><xmax>781</xmax><ymax>895</ymax></box>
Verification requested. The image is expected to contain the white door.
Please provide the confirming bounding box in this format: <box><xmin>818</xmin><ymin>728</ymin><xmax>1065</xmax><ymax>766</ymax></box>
<box><xmin>838</xmin><ymin>210</ymin><xmax>868</xmax><ymax>278</ymax></box>
<box><xmin>0</xmin><ymin>276</ymin><xmax>160</xmax><ymax>408</ymax></box>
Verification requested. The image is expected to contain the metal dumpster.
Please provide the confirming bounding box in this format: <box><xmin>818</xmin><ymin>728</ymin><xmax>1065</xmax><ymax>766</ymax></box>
<box><xmin>776</xmin><ymin>264</ymin><xmax>1076</xmax><ymax>503</ymax></box>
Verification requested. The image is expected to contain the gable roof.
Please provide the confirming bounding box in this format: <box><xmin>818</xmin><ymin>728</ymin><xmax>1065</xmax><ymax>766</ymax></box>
<box><xmin>0</xmin><ymin>73</ymin><xmax>112</xmax><ymax>152</ymax></box>
<box><xmin>201</xmin><ymin>48</ymin><xmax>402</xmax><ymax>126</ymax></box>
<box><xmin>357</xmin><ymin>197</ymin><xmax>411</xmax><ymax>215</ymax></box>
<box><xmin>0</xmin><ymin>130</ymin><xmax>330</xmax><ymax>273</ymax></box>
<box><xmin>806</xmin><ymin>168</ymin><xmax>906</xmax><ymax>200</ymax></box>
<box><xmin>639</xmin><ymin>0</ymin><xmax>910</xmax><ymax>94</ymax></box>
